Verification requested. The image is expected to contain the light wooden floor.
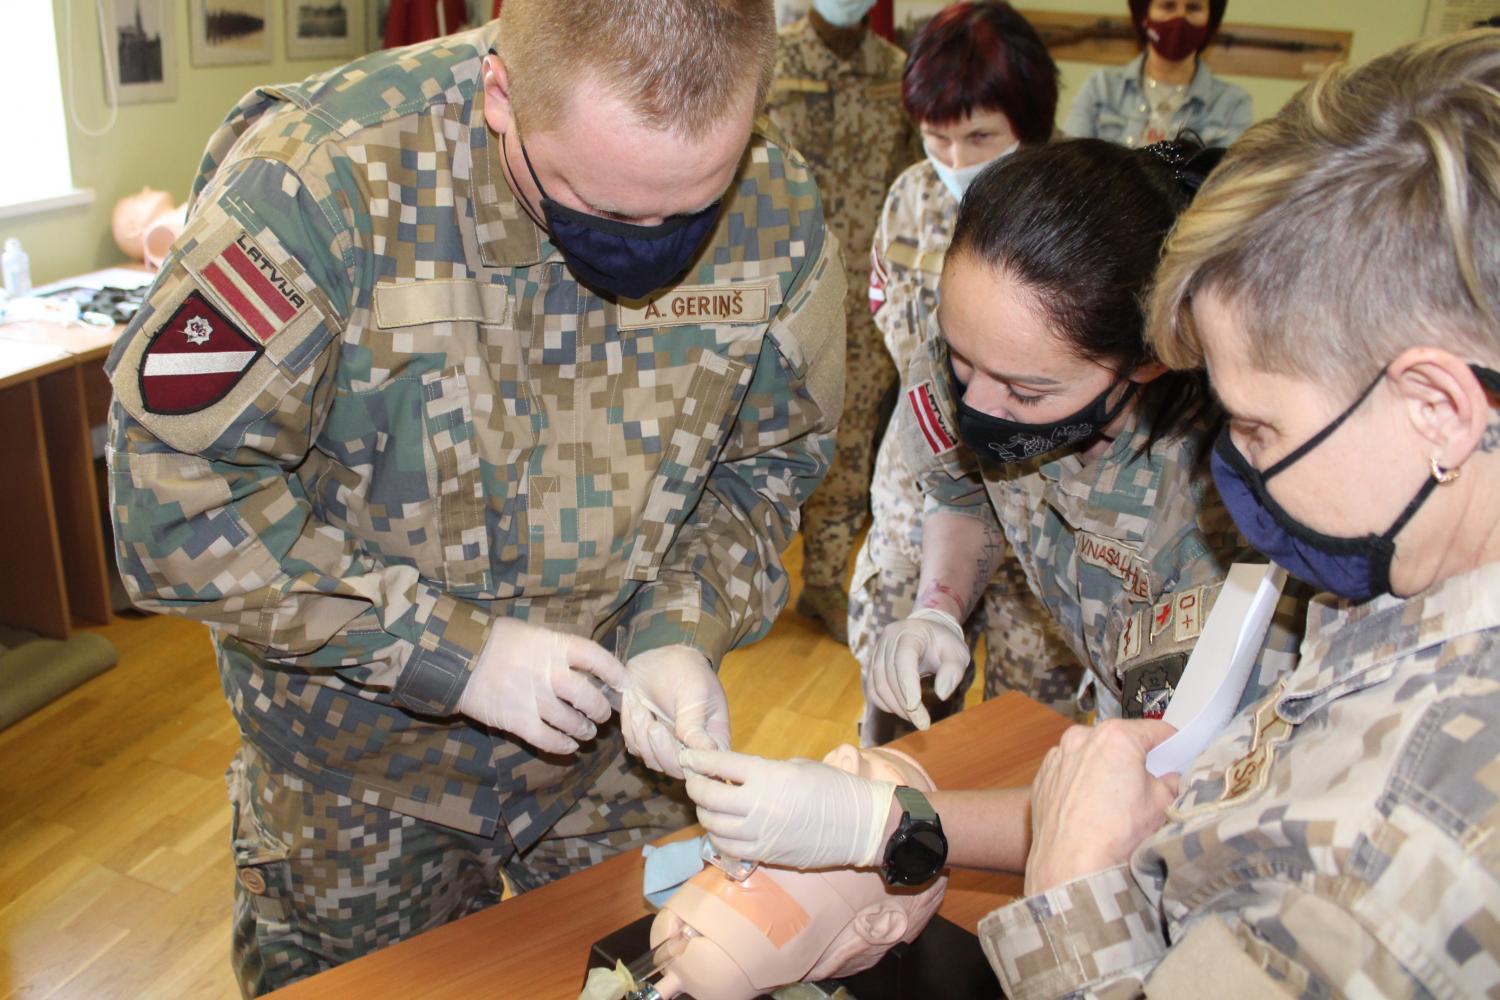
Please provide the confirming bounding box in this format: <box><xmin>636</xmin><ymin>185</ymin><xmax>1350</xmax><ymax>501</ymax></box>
<box><xmin>1</xmin><ymin>534</ymin><xmax>977</xmax><ymax>999</ymax></box>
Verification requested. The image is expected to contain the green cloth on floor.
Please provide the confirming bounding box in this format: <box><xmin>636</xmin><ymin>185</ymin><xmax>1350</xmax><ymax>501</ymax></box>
<box><xmin>0</xmin><ymin>626</ymin><xmax>117</xmax><ymax>731</ymax></box>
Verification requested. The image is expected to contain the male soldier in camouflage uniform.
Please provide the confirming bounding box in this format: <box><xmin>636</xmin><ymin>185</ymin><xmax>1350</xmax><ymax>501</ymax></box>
<box><xmin>105</xmin><ymin>3</ymin><xmax>844</xmax><ymax>993</ymax></box>
<box><xmin>766</xmin><ymin>0</ymin><xmax>917</xmax><ymax>642</ymax></box>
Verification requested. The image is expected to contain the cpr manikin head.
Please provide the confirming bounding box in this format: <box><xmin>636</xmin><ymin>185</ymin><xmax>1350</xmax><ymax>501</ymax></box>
<box><xmin>650</xmin><ymin>746</ymin><xmax>947</xmax><ymax>999</ymax></box>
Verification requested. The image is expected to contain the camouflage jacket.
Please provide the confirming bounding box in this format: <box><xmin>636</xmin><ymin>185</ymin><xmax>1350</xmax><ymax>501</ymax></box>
<box><xmin>982</xmin><ymin>562</ymin><xmax>1500</xmax><ymax>998</ymax></box>
<box><xmin>867</xmin><ymin>160</ymin><xmax>963</xmax><ymax>564</ymax></box>
<box><xmin>105</xmin><ymin>27</ymin><xmax>845</xmax><ymax>842</ymax></box>
<box><xmin>766</xmin><ymin>16</ymin><xmax>915</xmax><ymax>314</ymax></box>
<box><xmin>869</xmin><ymin>158</ymin><xmax>954</xmax><ymax>373</ymax></box>
<box><xmin>906</xmin><ymin>331</ymin><xmax>1302</xmax><ymax>718</ymax></box>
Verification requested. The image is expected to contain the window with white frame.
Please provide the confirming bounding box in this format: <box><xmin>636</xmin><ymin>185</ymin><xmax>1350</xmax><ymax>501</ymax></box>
<box><xmin>0</xmin><ymin>2</ymin><xmax>82</xmax><ymax>216</ymax></box>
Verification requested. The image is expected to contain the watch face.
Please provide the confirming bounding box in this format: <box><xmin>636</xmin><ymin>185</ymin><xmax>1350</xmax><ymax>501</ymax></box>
<box><xmin>890</xmin><ymin>825</ymin><xmax>948</xmax><ymax>886</ymax></box>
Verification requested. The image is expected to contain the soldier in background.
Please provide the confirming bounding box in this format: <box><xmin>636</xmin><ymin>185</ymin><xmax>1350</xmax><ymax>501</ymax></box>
<box><xmin>105</xmin><ymin>1</ymin><xmax>844</xmax><ymax>993</ymax></box>
<box><xmin>767</xmin><ymin>0</ymin><xmax>917</xmax><ymax>642</ymax></box>
<box><xmin>853</xmin><ymin>1</ymin><xmax>1084</xmax><ymax>746</ymax></box>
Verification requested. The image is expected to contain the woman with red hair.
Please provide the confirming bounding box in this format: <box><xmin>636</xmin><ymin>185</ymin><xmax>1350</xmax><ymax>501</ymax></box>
<box><xmin>853</xmin><ymin>1</ymin><xmax>1083</xmax><ymax>745</ymax></box>
<box><xmin>1064</xmin><ymin>0</ymin><xmax>1250</xmax><ymax>148</ymax></box>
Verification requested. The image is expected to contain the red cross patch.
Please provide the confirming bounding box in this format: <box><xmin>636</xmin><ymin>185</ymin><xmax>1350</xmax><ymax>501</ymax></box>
<box><xmin>138</xmin><ymin>291</ymin><xmax>263</xmax><ymax>415</ymax></box>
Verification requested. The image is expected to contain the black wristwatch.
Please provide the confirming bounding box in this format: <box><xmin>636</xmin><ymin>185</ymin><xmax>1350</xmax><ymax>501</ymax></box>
<box><xmin>881</xmin><ymin>786</ymin><xmax>948</xmax><ymax>886</ymax></box>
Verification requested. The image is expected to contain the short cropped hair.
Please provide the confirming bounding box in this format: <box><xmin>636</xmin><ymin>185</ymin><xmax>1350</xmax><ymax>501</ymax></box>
<box><xmin>1147</xmin><ymin>29</ymin><xmax>1500</xmax><ymax>392</ymax></box>
<box><xmin>901</xmin><ymin>2</ymin><xmax>1058</xmax><ymax>144</ymax></box>
<box><xmin>496</xmin><ymin>0</ymin><xmax>776</xmax><ymax>138</ymax></box>
<box><xmin>1126</xmin><ymin>0</ymin><xmax>1227</xmax><ymax>49</ymax></box>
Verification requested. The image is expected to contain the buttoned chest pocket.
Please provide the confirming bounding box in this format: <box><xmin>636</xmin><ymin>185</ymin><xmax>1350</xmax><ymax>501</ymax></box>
<box><xmin>620</xmin><ymin>349</ymin><xmax>755</xmax><ymax>581</ymax></box>
<box><xmin>309</xmin><ymin>368</ymin><xmax>492</xmax><ymax>594</ymax></box>
<box><xmin>768</xmin><ymin>80</ymin><xmax>834</xmax><ymax>169</ymax></box>
<box><xmin>854</xmin><ymin>80</ymin><xmax>907</xmax><ymax>154</ymax></box>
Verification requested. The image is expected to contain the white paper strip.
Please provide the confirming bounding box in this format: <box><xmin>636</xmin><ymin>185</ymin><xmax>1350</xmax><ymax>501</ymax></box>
<box><xmin>1146</xmin><ymin>563</ymin><xmax>1288</xmax><ymax>777</ymax></box>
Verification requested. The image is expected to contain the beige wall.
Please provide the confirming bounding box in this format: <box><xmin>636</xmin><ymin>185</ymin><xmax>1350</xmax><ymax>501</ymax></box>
<box><xmin>896</xmin><ymin>0</ymin><xmax>1432</xmax><ymax>129</ymax></box>
<box><xmin>9</xmin><ymin>1</ymin><xmax>351</xmax><ymax>286</ymax></box>
<box><xmin>15</xmin><ymin>1</ymin><xmax>1439</xmax><ymax>286</ymax></box>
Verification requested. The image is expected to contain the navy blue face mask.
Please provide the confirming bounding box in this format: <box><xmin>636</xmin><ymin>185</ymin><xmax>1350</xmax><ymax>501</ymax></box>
<box><xmin>502</xmin><ymin>134</ymin><xmax>722</xmax><ymax>301</ymax></box>
<box><xmin>1210</xmin><ymin>365</ymin><xmax>1500</xmax><ymax>602</ymax></box>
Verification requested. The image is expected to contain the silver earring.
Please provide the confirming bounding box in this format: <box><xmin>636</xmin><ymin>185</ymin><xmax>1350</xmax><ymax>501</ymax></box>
<box><xmin>1430</xmin><ymin>457</ymin><xmax>1462</xmax><ymax>484</ymax></box>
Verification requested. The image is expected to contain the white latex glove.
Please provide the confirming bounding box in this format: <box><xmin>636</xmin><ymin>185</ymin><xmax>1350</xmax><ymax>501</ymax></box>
<box><xmin>621</xmin><ymin>645</ymin><xmax>730</xmax><ymax>779</ymax></box>
<box><xmin>865</xmin><ymin>608</ymin><xmax>969</xmax><ymax>730</ymax></box>
<box><xmin>681</xmin><ymin>748</ymin><xmax>896</xmax><ymax>870</ymax></box>
<box><xmin>458</xmin><ymin>618</ymin><xmax>627</xmax><ymax>755</ymax></box>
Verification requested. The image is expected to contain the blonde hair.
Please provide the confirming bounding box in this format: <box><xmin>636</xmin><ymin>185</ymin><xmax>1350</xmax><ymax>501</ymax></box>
<box><xmin>496</xmin><ymin>0</ymin><xmax>776</xmax><ymax>139</ymax></box>
<box><xmin>1147</xmin><ymin>29</ymin><xmax>1500</xmax><ymax>392</ymax></box>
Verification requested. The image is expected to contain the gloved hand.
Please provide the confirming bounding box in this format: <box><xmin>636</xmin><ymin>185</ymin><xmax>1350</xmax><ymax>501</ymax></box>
<box><xmin>621</xmin><ymin>645</ymin><xmax>730</xmax><ymax>779</ymax></box>
<box><xmin>458</xmin><ymin>618</ymin><xmax>626</xmax><ymax>755</ymax></box>
<box><xmin>681</xmin><ymin>748</ymin><xmax>896</xmax><ymax>870</ymax></box>
<box><xmin>865</xmin><ymin>608</ymin><xmax>969</xmax><ymax>730</ymax></box>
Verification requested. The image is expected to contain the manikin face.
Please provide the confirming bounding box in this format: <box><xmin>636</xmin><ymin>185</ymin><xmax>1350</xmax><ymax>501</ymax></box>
<box><xmin>650</xmin><ymin>747</ymin><xmax>948</xmax><ymax>999</ymax></box>
<box><xmin>481</xmin><ymin>56</ymin><xmax>755</xmax><ymax>228</ymax></box>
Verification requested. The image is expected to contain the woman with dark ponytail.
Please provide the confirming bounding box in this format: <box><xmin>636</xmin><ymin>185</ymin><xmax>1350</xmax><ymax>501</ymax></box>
<box><xmin>679</xmin><ymin>138</ymin><xmax>1310</xmax><ymax>884</ymax></box>
<box><xmin>863</xmin><ymin>137</ymin><xmax>1306</xmax><ymax>731</ymax></box>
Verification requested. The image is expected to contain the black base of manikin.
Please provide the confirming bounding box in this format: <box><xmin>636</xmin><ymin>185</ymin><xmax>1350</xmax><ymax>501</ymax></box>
<box><xmin>584</xmin><ymin>912</ymin><xmax>998</xmax><ymax>999</ymax></box>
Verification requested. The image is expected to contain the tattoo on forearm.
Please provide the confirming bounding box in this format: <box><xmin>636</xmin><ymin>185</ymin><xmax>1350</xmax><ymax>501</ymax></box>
<box><xmin>974</xmin><ymin>528</ymin><xmax>1007</xmax><ymax>587</ymax></box>
<box><xmin>917</xmin><ymin>582</ymin><xmax>966</xmax><ymax>612</ymax></box>
<box><xmin>917</xmin><ymin>523</ymin><xmax>1007</xmax><ymax>617</ymax></box>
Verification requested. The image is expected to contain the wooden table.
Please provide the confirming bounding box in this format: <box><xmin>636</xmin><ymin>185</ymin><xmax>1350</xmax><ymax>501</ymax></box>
<box><xmin>272</xmin><ymin>692</ymin><xmax>1071</xmax><ymax>999</ymax></box>
<box><xmin>0</xmin><ymin>294</ymin><xmax>128</xmax><ymax>637</ymax></box>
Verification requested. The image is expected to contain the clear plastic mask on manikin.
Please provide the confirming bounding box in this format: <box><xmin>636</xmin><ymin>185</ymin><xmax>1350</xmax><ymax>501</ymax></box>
<box><xmin>926</xmin><ymin>140</ymin><xmax>1019</xmax><ymax>203</ymax></box>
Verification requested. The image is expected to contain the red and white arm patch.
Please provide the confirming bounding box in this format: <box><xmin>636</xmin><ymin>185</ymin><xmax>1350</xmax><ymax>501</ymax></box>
<box><xmin>869</xmin><ymin>244</ymin><xmax>888</xmax><ymax>316</ymax></box>
<box><xmin>138</xmin><ymin>291</ymin><xmax>264</xmax><ymax>415</ymax></box>
<box><xmin>187</xmin><ymin>231</ymin><xmax>311</xmax><ymax>345</ymax></box>
<box><xmin>907</xmin><ymin>380</ymin><xmax>957</xmax><ymax>456</ymax></box>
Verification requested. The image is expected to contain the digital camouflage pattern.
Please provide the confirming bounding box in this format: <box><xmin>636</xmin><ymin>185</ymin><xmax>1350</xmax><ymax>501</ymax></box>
<box><xmin>852</xmin><ymin>161</ymin><xmax>1082</xmax><ymax>732</ymax></box>
<box><xmin>228</xmin><ymin>738</ymin><xmax>691</xmax><ymax>994</ymax></box>
<box><xmin>906</xmin><ymin>323</ymin><xmax>1304</xmax><ymax>720</ymax></box>
<box><xmin>766</xmin><ymin>17</ymin><xmax>916</xmax><ymax>589</ymax></box>
<box><xmin>106</xmin><ymin>25</ymin><xmax>844</xmax><ymax>992</ymax></box>
<box><xmin>982</xmin><ymin>563</ymin><xmax>1500</xmax><ymax>999</ymax></box>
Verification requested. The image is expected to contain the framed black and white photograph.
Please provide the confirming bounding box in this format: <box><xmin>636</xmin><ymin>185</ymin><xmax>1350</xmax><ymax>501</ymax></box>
<box><xmin>109</xmin><ymin>0</ymin><xmax>177</xmax><ymax>104</ymax></box>
<box><xmin>286</xmin><ymin>0</ymin><xmax>362</xmax><ymax>59</ymax></box>
<box><xmin>190</xmin><ymin>0</ymin><xmax>272</xmax><ymax>66</ymax></box>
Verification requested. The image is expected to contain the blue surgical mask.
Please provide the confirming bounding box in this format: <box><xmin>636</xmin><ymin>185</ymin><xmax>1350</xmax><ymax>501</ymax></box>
<box><xmin>1210</xmin><ymin>365</ymin><xmax>1500</xmax><ymax>602</ymax></box>
<box><xmin>505</xmin><ymin>135</ymin><xmax>722</xmax><ymax>301</ymax></box>
<box><xmin>813</xmin><ymin>0</ymin><xmax>876</xmax><ymax>28</ymax></box>
<box><xmin>927</xmin><ymin>141</ymin><xmax>1019</xmax><ymax>203</ymax></box>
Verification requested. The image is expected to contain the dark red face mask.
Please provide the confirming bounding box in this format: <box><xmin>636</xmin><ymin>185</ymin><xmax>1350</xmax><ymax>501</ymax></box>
<box><xmin>1145</xmin><ymin>16</ymin><xmax>1210</xmax><ymax>61</ymax></box>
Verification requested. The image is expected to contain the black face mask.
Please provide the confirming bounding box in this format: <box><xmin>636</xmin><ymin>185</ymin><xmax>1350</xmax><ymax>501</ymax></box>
<box><xmin>950</xmin><ymin>359</ymin><xmax>1137</xmax><ymax>464</ymax></box>
<box><xmin>502</xmin><ymin>134</ymin><xmax>722</xmax><ymax>301</ymax></box>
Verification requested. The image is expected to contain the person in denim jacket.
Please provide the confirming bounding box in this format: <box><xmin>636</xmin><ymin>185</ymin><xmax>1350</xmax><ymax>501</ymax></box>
<box><xmin>1064</xmin><ymin>0</ymin><xmax>1251</xmax><ymax>148</ymax></box>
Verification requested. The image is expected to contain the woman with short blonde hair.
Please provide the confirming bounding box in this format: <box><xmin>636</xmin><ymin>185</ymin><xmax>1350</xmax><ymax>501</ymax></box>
<box><xmin>998</xmin><ymin>29</ymin><xmax>1500</xmax><ymax>997</ymax></box>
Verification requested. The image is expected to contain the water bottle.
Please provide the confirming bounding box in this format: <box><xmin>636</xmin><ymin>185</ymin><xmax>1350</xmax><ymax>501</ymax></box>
<box><xmin>2</xmin><ymin>238</ymin><xmax>31</xmax><ymax>298</ymax></box>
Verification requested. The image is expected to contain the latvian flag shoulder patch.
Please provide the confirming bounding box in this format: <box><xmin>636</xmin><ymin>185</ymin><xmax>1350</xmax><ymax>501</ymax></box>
<box><xmin>907</xmin><ymin>380</ymin><xmax>958</xmax><ymax>456</ymax></box>
<box><xmin>139</xmin><ymin>291</ymin><xmax>264</xmax><ymax>415</ymax></box>
<box><xmin>191</xmin><ymin>231</ymin><xmax>310</xmax><ymax>345</ymax></box>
